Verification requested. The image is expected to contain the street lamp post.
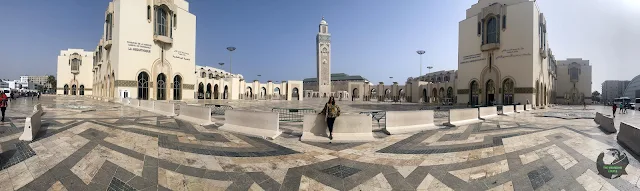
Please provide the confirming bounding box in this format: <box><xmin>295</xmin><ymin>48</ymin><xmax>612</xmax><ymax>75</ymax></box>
<box><xmin>427</xmin><ymin>66</ymin><xmax>434</xmax><ymax>74</ymax></box>
<box><xmin>226</xmin><ymin>47</ymin><xmax>236</xmax><ymax>73</ymax></box>
<box><xmin>416</xmin><ymin>50</ymin><xmax>425</xmax><ymax>77</ymax></box>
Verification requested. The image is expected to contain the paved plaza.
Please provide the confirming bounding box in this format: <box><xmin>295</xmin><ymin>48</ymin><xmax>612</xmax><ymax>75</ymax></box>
<box><xmin>1</xmin><ymin>96</ymin><xmax>640</xmax><ymax>191</ymax></box>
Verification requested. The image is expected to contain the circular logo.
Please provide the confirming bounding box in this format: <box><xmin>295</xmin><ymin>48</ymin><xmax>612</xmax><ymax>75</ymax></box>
<box><xmin>596</xmin><ymin>148</ymin><xmax>629</xmax><ymax>179</ymax></box>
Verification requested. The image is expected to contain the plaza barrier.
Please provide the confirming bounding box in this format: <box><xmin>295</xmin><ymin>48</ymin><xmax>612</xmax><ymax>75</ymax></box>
<box><xmin>594</xmin><ymin>112</ymin><xmax>602</xmax><ymax>124</ymax></box>
<box><xmin>129</xmin><ymin>99</ymin><xmax>140</xmax><ymax>107</ymax></box>
<box><xmin>176</xmin><ymin>104</ymin><xmax>213</xmax><ymax>125</ymax></box>
<box><xmin>515</xmin><ymin>105</ymin><xmax>524</xmax><ymax>112</ymax></box>
<box><xmin>19</xmin><ymin>104</ymin><xmax>43</xmax><ymax>141</ymax></box>
<box><xmin>359</xmin><ymin>111</ymin><xmax>386</xmax><ymax>128</ymax></box>
<box><xmin>525</xmin><ymin>104</ymin><xmax>533</xmax><ymax>111</ymax></box>
<box><xmin>219</xmin><ymin>110</ymin><xmax>281</xmax><ymax>139</ymax></box>
<box><xmin>598</xmin><ymin>115</ymin><xmax>616</xmax><ymax>133</ymax></box>
<box><xmin>502</xmin><ymin>105</ymin><xmax>515</xmax><ymax>115</ymax></box>
<box><xmin>617</xmin><ymin>122</ymin><xmax>640</xmax><ymax>156</ymax></box>
<box><xmin>479</xmin><ymin>106</ymin><xmax>498</xmax><ymax>119</ymax></box>
<box><xmin>140</xmin><ymin>100</ymin><xmax>155</xmax><ymax>110</ymax></box>
<box><xmin>154</xmin><ymin>101</ymin><xmax>176</xmax><ymax>116</ymax></box>
<box><xmin>205</xmin><ymin>104</ymin><xmax>234</xmax><ymax>115</ymax></box>
<box><xmin>384</xmin><ymin>110</ymin><xmax>437</xmax><ymax>134</ymax></box>
<box><xmin>272</xmin><ymin>108</ymin><xmax>316</xmax><ymax>122</ymax></box>
<box><xmin>446</xmin><ymin>108</ymin><xmax>482</xmax><ymax>126</ymax></box>
<box><xmin>301</xmin><ymin>114</ymin><xmax>374</xmax><ymax>143</ymax></box>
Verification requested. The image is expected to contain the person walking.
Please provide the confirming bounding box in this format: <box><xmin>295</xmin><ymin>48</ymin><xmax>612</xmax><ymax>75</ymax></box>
<box><xmin>613</xmin><ymin>103</ymin><xmax>617</xmax><ymax>118</ymax></box>
<box><xmin>583</xmin><ymin>101</ymin><xmax>586</xmax><ymax>110</ymax></box>
<box><xmin>619</xmin><ymin>103</ymin><xmax>624</xmax><ymax>114</ymax></box>
<box><xmin>0</xmin><ymin>93</ymin><xmax>7</xmax><ymax>122</ymax></box>
<box><xmin>318</xmin><ymin>96</ymin><xmax>341</xmax><ymax>140</ymax></box>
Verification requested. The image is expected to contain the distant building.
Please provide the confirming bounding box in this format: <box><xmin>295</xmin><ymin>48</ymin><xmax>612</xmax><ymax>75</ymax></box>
<box><xmin>0</xmin><ymin>81</ymin><xmax>8</xmax><ymax>89</ymax></box>
<box><xmin>623</xmin><ymin>75</ymin><xmax>640</xmax><ymax>101</ymax></box>
<box><xmin>20</xmin><ymin>76</ymin><xmax>51</xmax><ymax>89</ymax></box>
<box><xmin>601</xmin><ymin>80</ymin><xmax>630</xmax><ymax>103</ymax></box>
<box><xmin>57</xmin><ymin>49</ymin><xmax>94</xmax><ymax>95</ymax></box>
<box><xmin>303</xmin><ymin>73</ymin><xmax>369</xmax><ymax>98</ymax></box>
<box><xmin>555</xmin><ymin>58</ymin><xmax>592</xmax><ymax>104</ymax></box>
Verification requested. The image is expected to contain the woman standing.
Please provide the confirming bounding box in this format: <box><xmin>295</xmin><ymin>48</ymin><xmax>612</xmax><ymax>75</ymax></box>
<box><xmin>0</xmin><ymin>93</ymin><xmax>8</xmax><ymax>122</ymax></box>
<box><xmin>319</xmin><ymin>96</ymin><xmax>341</xmax><ymax>140</ymax></box>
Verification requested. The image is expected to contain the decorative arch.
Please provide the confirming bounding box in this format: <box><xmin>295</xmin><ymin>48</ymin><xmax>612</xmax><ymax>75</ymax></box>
<box><xmin>206</xmin><ymin>83</ymin><xmax>212</xmax><ymax>99</ymax></box>
<box><xmin>352</xmin><ymin>88</ymin><xmax>359</xmax><ymax>101</ymax></box>
<box><xmin>198</xmin><ymin>82</ymin><xmax>204</xmax><ymax>99</ymax></box>
<box><xmin>502</xmin><ymin>78</ymin><xmax>515</xmax><ymax>105</ymax></box>
<box><xmin>79</xmin><ymin>85</ymin><xmax>85</xmax><ymax>95</ymax></box>
<box><xmin>246</xmin><ymin>87</ymin><xmax>253</xmax><ymax>99</ymax></box>
<box><xmin>485</xmin><ymin>79</ymin><xmax>495</xmax><ymax>105</ymax></box>
<box><xmin>470</xmin><ymin>80</ymin><xmax>479</xmax><ymax>106</ymax></box>
<box><xmin>274</xmin><ymin>87</ymin><xmax>281</xmax><ymax>95</ymax></box>
<box><xmin>157</xmin><ymin>73</ymin><xmax>167</xmax><ymax>100</ymax></box>
<box><xmin>214</xmin><ymin>84</ymin><xmax>220</xmax><ymax>99</ymax></box>
<box><xmin>223</xmin><ymin>85</ymin><xmax>229</xmax><ymax>99</ymax></box>
<box><xmin>137</xmin><ymin>72</ymin><xmax>150</xmax><ymax>100</ymax></box>
<box><xmin>173</xmin><ymin>75</ymin><xmax>182</xmax><ymax>100</ymax></box>
<box><xmin>292</xmin><ymin>87</ymin><xmax>299</xmax><ymax>100</ymax></box>
<box><xmin>423</xmin><ymin>88</ymin><xmax>428</xmax><ymax>103</ymax></box>
<box><xmin>72</xmin><ymin>85</ymin><xmax>77</xmax><ymax>95</ymax></box>
<box><xmin>64</xmin><ymin>84</ymin><xmax>69</xmax><ymax>95</ymax></box>
<box><xmin>447</xmin><ymin>87</ymin><xmax>453</xmax><ymax>98</ymax></box>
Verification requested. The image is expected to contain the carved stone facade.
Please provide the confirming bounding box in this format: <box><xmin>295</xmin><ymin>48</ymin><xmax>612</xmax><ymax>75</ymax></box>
<box><xmin>316</xmin><ymin>17</ymin><xmax>332</xmax><ymax>97</ymax></box>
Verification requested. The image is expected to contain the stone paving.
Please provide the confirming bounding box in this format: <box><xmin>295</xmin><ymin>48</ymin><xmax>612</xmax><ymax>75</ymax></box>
<box><xmin>1</xmin><ymin>96</ymin><xmax>640</xmax><ymax>190</ymax></box>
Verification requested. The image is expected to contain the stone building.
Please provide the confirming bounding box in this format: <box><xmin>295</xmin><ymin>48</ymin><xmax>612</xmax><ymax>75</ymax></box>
<box><xmin>555</xmin><ymin>58</ymin><xmax>592</xmax><ymax>104</ymax></box>
<box><xmin>303</xmin><ymin>73</ymin><xmax>369</xmax><ymax>100</ymax></box>
<box><xmin>601</xmin><ymin>80</ymin><xmax>630</xmax><ymax>103</ymax></box>
<box><xmin>455</xmin><ymin>0</ymin><xmax>557</xmax><ymax>107</ymax></box>
<box><xmin>57</xmin><ymin>0</ymin><xmax>302</xmax><ymax>101</ymax></box>
<box><xmin>623</xmin><ymin>75</ymin><xmax>640</xmax><ymax>101</ymax></box>
<box><xmin>56</xmin><ymin>49</ymin><xmax>94</xmax><ymax>95</ymax></box>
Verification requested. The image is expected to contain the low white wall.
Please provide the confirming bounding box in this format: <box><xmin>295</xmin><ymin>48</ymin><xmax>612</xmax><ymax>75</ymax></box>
<box><xmin>176</xmin><ymin>104</ymin><xmax>213</xmax><ymax>125</ymax></box>
<box><xmin>129</xmin><ymin>99</ymin><xmax>140</xmax><ymax>107</ymax></box>
<box><xmin>479</xmin><ymin>106</ymin><xmax>498</xmax><ymax>119</ymax></box>
<box><xmin>140</xmin><ymin>100</ymin><xmax>155</xmax><ymax>110</ymax></box>
<box><xmin>618</xmin><ymin>122</ymin><xmax>640</xmax><ymax>156</ymax></box>
<box><xmin>594</xmin><ymin>112</ymin><xmax>602</xmax><ymax>124</ymax></box>
<box><xmin>502</xmin><ymin>105</ymin><xmax>515</xmax><ymax>115</ymax></box>
<box><xmin>515</xmin><ymin>105</ymin><xmax>524</xmax><ymax>112</ymax></box>
<box><xmin>19</xmin><ymin>104</ymin><xmax>43</xmax><ymax>141</ymax></box>
<box><xmin>301</xmin><ymin>114</ymin><xmax>374</xmax><ymax>143</ymax></box>
<box><xmin>598</xmin><ymin>115</ymin><xmax>616</xmax><ymax>133</ymax></box>
<box><xmin>447</xmin><ymin>108</ymin><xmax>482</xmax><ymax>126</ymax></box>
<box><xmin>154</xmin><ymin>101</ymin><xmax>175</xmax><ymax>116</ymax></box>
<box><xmin>525</xmin><ymin>104</ymin><xmax>533</xmax><ymax>111</ymax></box>
<box><xmin>385</xmin><ymin>110</ymin><xmax>437</xmax><ymax>134</ymax></box>
<box><xmin>219</xmin><ymin>110</ymin><xmax>280</xmax><ymax>139</ymax></box>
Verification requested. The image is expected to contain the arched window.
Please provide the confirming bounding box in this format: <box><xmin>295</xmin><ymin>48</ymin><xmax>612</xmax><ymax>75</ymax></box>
<box><xmin>209</xmin><ymin>73</ymin><xmax>214</xmax><ymax>79</ymax></box>
<box><xmin>444</xmin><ymin>76</ymin><xmax>450</xmax><ymax>82</ymax></box>
<box><xmin>64</xmin><ymin>84</ymin><xmax>69</xmax><ymax>95</ymax></box>
<box><xmin>503</xmin><ymin>78</ymin><xmax>515</xmax><ymax>105</ymax></box>
<box><xmin>138</xmin><ymin>72</ymin><xmax>149</xmax><ymax>100</ymax></box>
<box><xmin>470</xmin><ymin>81</ymin><xmax>479</xmax><ymax>106</ymax></box>
<box><xmin>447</xmin><ymin>87</ymin><xmax>453</xmax><ymax>98</ymax></box>
<box><xmin>79</xmin><ymin>85</ymin><xmax>85</xmax><ymax>95</ymax></box>
<box><xmin>292</xmin><ymin>88</ymin><xmax>299</xmax><ymax>100</ymax></box>
<box><xmin>569</xmin><ymin>67</ymin><xmax>580</xmax><ymax>82</ymax></box>
<box><xmin>157</xmin><ymin>73</ymin><xmax>166</xmax><ymax>100</ymax></box>
<box><xmin>198</xmin><ymin>83</ymin><xmax>204</xmax><ymax>99</ymax></box>
<box><xmin>274</xmin><ymin>87</ymin><xmax>281</xmax><ymax>95</ymax></box>
<box><xmin>214</xmin><ymin>84</ymin><xmax>219</xmax><ymax>99</ymax></box>
<box><xmin>72</xmin><ymin>85</ymin><xmax>77</xmax><ymax>95</ymax></box>
<box><xmin>71</xmin><ymin>58</ymin><xmax>81</xmax><ymax>72</ymax></box>
<box><xmin>486</xmin><ymin>17</ymin><xmax>498</xmax><ymax>44</ymax></box>
<box><xmin>155</xmin><ymin>7</ymin><xmax>168</xmax><ymax>36</ymax></box>
<box><xmin>206</xmin><ymin>83</ymin><xmax>212</xmax><ymax>99</ymax></box>
<box><xmin>200</xmin><ymin>72</ymin><xmax>206</xmax><ymax>78</ymax></box>
<box><xmin>173</xmin><ymin>75</ymin><xmax>182</xmax><ymax>100</ymax></box>
<box><xmin>223</xmin><ymin>85</ymin><xmax>228</xmax><ymax>99</ymax></box>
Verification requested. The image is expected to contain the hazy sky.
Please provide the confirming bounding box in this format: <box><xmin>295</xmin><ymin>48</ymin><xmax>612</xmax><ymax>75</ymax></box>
<box><xmin>0</xmin><ymin>0</ymin><xmax>638</xmax><ymax>92</ymax></box>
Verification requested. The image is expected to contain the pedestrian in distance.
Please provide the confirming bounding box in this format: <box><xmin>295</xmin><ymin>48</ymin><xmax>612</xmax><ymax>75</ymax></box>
<box><xmin>612</xmin><ymin>103</ymin><xmax>617</xmax><ymax>118</ymax></box>
<box><xmin>0</xmin><ymin>93</ymin><xmax>8</xmax><ymax>122</ymax></box>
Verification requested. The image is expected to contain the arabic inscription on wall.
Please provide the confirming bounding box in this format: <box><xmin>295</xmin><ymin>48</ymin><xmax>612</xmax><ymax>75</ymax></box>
<box><xmin>173</xmin><ymin>50</ymin><xmax>191</xmax><ymax>61</ymax></box>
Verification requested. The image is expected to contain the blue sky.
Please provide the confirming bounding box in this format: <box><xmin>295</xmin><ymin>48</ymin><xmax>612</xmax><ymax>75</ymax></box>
<box><xmin>0</xmin><ymin>0</ymin><xmax>638</xmax><ymax>92</ymax></box>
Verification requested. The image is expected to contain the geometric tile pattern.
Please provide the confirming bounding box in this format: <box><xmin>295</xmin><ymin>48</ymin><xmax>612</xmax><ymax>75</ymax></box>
<box><xmin>2</xmin><ymin>96</ymin><xmax>640</xmax><ymax>191</ymax></box>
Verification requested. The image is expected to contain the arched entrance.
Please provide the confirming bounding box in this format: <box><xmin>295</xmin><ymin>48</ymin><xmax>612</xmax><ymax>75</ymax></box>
<box><xmin>439</xmin><ymin>87</ymin><xmax>445</xmax><ymax>103</ymax></box>
<box><xmin>470</xmin><ymin>81</ymin><xmax>479</xmax><ymax>106</ymax></box>
<box><xmin>157</xmin><ymin>73</ymin><xmax>166</xmax><ymax>100</ymax></box>
<box><xmin>447</xmin><ymin>87</ymin><xmax>453</xmax><ymax>100</ymax></box>
<box><xmin>485</xmin><ymin>79</ymin><xmax>495</xmax><ymax>105</ymax></box>
<box><xmin>502</xmin><ymin>78</ymin><xmax>514</xmax><ymax>105</ymax></box>
<box><xmin>422</xmin><ymin>88</ymin><xmax>427</xmax><ymax>103</ymax></box>
<box><xmin>385</xmin><ymin>89</ymin><xmax>391</xmax><ymax>100</ymax></box>
<box><xmin>292</xmin><ymin>87</ymin><xmax>299</xmax><ymax>100</ymax></box>
<box><xmin>431</xmin><ymin>88</ymin><xmax>438</xmax><ymax>103</ymax></box>
<box><xmin>370</xmin><ymin>89</ymin><xmax>377</xmax><ymax>100</ymax></box>
<box><xmin>79</xmin><ymin>85</ymin><xmax>85</xmax><ymax>95</ymax></box>
<box><xmin>399</xmin><ymin>89</ymin><xmax>404</xmax><ymax>100</ymax></box>
<box><xmin>138</xmin><ymin>72</ymin><xmax>150</xmax><ymax>100</ymax></box>
<box><xmin>214</xmin><ymin>84</ymin><xmax>219</xmax><ymax>99</ymax></box>
<box><xmin>223</xmin><ymin>85</ymin><xmax>229</xmax><ymax>99</ymax></box>
<box><xmin>197</xmin><ymin>83</ymin><xmax>204</xmax><ymax>99</ymax></box>
<box><xmin>246</xmin><ymin>87</ymin><xmax>253</xmax><ymax>99</ymax></box>
<box><xmin>206</xmin><ymin>83</ymin><xmax>212</xmax><ymax>99</ymax></box>
<box><xmin>535</xmin><ymin>80</ymin><xmax>540</xmax><ymax>106</ymax></box>
<box><xmin>173</xmin><ymin>75</ymin><xmax>182</xmax><ymax>100</ymax></box>
<box><xmin>261</xmin><ymin>87</ymin><xmax>267</xmax><ymax>99</ymax></box>
<box><xmin>72</xmin><ymin>85</ymin><xmax>77</xmax><ymax>95</ymax></box>
<box><xmin>352</xmin><ymin>88</ymin><xmax>358</xmax><ymax>101</ymax></box>
<box><xmin>63</xmin><ymin>84</ymin><xmax>69</xmax><ymax>95</ymax></box>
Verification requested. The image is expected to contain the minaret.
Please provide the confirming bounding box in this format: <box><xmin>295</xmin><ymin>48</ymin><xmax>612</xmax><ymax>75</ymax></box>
<box><xmin>316</xmin><ymin>16</ymin><xmax>331</xmax><ymax>97</ymax></box>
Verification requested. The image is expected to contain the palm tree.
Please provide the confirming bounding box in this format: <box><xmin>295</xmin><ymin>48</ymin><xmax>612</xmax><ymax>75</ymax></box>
<box><xmin>47</xmin><ymin>75</ymin><xmax>56</xmax><ymax>94</ymax></box>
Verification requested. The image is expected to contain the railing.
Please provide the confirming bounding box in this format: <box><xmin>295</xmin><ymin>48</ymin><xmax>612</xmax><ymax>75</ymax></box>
<box><xmin>272</xmin><ymin>108</ymin><xmax>316</xmax><ymax>122</ymax></box>
<box><xmin>205</xmin><ymin>104</ymin><xmax>233</xmax><ymax>115</ymax></box>
<box><xmin>359</xmin><ymin>110</ymin><xmax>386</xmax><ymax>128</ymax></box>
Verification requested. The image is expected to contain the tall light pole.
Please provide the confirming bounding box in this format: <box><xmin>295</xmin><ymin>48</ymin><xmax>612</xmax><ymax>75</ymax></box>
<box><xmin>226</xmin><ymin>47</ymin><xmax>236</xmax><ymax>74</ymax></box>
<box><xmin>416</xmin><ymin>50</ymin><xmax>425</xmax><ymax>77</ymax></box>
<box><xmin>427</xmin><ymin>66</ymin><xmax>434</xmax><ymax>74</ymax></box>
